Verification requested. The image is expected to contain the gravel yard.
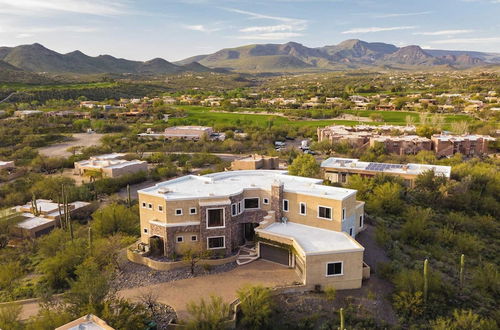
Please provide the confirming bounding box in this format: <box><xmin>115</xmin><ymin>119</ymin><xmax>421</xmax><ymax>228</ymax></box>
<box><xmin>112</xmin><ymin>260</ymin><xmax>237</xmax><ymax>291</ymax></box>
<box><xmin>38</xmin><ymin>133</ymin><xmax>105</xmax><ymax>158</ymax></box>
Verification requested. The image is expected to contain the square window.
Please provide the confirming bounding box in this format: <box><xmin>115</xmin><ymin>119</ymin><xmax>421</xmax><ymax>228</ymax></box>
<box><xmin>176</xmin><ymin>236</ymin><xmax>184</xmax><ymax>243</ymax></box>
<box><xmin>326</xmin><ymin>262</ymin><xmax>343</xmax><ymax>276</ymax></box>
<box><xmin>143</xmin><ymin>228</ymin><xmax>148</xmax><ymax>233</ymax></box>
<box><xmin>207</xmin><ymin>208</ymin><xmax>224</xmax><ymax>228</ymax></box>
<box><xmin>189</xmin><ymin>207</ymin><xmax>197</xmax><ymax>215</ymax></box>
<box><xmin>283</xmin><ymin>199</ymin><xmax>289</xmax><ymax>212</ymax></box>
<box><xmin>207</xmin><ymin>236</ymin><xmax>225</xmax><ymax>249</ymax></box>
<box><xmin>299</xmin><ymin>202</ymin><xmax>306</xmax><ymax>215</ymax></box>
<box><xmin>191</xmin><ymin>235</ymin><xmax>198</xmax><ymax>242</ymax></box>
<box><xmin>158</xmin><ymin>205</ymin><xmax>163</xmax><ymax>212</ymax></box>
<box><xmin>142</xmin><ymin>202</ymin><xmax>146</xmax><ymax>208</ymax></box>
<box><xmin>175</xmin><ymin>208</ymin><xmax>183</xmax><ymax>216</ymax></box>
<box><xmin>318</xmin><ymin>206</ymin><xmax>332</xmax><ymax>220</ymax></box>
<box><xmin>148</xmin><ymin>203</ymin><xmax>153</xmax><ymax>209</ymax></box>
<box><xmin>263</xmin><ymin>198</ymin><xmax>269</xmax><ymax>205</ymax></box>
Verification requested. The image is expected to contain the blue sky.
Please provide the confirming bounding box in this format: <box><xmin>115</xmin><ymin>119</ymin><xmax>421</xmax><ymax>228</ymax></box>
<box><xmin>0</xmin><ymin>0</ymin><xmax>499</xmax><ymax>61</ymax></box>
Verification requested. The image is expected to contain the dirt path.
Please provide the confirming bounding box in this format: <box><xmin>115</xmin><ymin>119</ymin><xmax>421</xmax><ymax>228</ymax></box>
<box><xmin>38</xmin><ymin>133</ymin><xmax>105</xmax><ymax>158</ymax></box>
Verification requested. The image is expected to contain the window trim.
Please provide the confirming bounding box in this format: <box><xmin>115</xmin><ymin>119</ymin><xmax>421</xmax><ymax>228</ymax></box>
<box><xmin>326</xmin><ymin>261</ymin><xmax>343</xmax><ymax>277</ymax></box>
<box><xmin>231</xmin><ymin>203</ymin><xmax>237</xmax><ymax>216</ymax></box>
<box><xmin>299</xmin><ymin>202</ymin><xmax>306</xmax><ymax>216</ymax></box>
<box><xmin>243</xmin><ymin>197</ymin><xmax>260</xmax><ymax>210</ymax></box>
<box><xmin>175</xmin><ymin>208</ymin><xmax>183</xmax><ymax>216</ymax></box>
<box><xmin>238</xmin><ymin>201</ymin><xmax>242</xmax><ymax>214</ymax></box>
<box><xmin>359</xmin><ymin>215</ymin><xmax>364</xmax><ymax>228</ymax></box>
<box><xmin>206</xmin><ymin>207</ymin><xmax>225</xmax><ymax>229</ymax></box>
<box><xmin>148</xmin><ymin>203</ymin><xmax>153</xmax><ymax>209</ymax></box>
<box><xmin>282</xmin><ymin>199</ymin><xmax>289</xmax><ymax>212</ymax></box>
<box><xmin>143</xmin><ymin>228</ymin><xmax>148</xmax><ymax>234</ymax></box>
<box><xmin>142</xmin><ymin>202</ymin><xmax>147</xmax><ymax>208</ymax></box>
<box><xmin>158</xmin><ymin>205</ymin><xmax>163</xmax><ymax>212</ymax></box>
<box><xmin>189</xmin><ymin>207</ymin><xmax>197</xmax><ymax>215</ymax></box>
<box><xmin>176</xmin><ymin>236</ymin><xmax>184</xmax><ymax>243</ymax></box>
<box><xmin>191</xmin><ymin>235</ymin><xmax>198</xmax><ymax>242</ymax></box>
<box><xmin>207</xmin><ymin>236</ymin><xmax>225</xmax><ymax>250</ymax></box>
<box><xmin>263</xmin><ymin>198</ymin><xmax>269</xmax><ymax>205</ymax></box>
<box><xmin>349</xmin><ymin>227</ymin><xmax>354</xmax><ymax>237</ymax></box>
<box><xmin>317</xmin><ymin>205</ymin><xmax>333</xmax><ymax>220</ymax></box>
<box><xmin>342</xmin><ymin>208</ymin><xmax>346</xmax><ymax>221</ymax></box>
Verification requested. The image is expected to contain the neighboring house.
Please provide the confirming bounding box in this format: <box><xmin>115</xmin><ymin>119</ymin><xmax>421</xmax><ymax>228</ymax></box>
<box><xmin>0</xmin><ymin>160</ymin><xmax>15</xmax><ymax>171</ymax></box>
<box><xmin>431</xmin><ymin>134</ymin><xmax>496</xmax><ymax>157</ymax></box>
<box><xmin>231</xmin><ymin>155</ymin><xmax>280</xmax><ymax>171</ymax></box>
<box><xmin>163</xmin><ymin>126</ymin><xmax>225</xmax><ymax>141</ymax></box>
<box><xmin>13</xmin><ymin>110</ymin><xmax>43</xmax><ymax>119</ymax></box>
<box><xmin>321</xmin><ymin>157</ymin><xmax>451</xmax><ymax>187</ymax></box>
<box><xmin>12</xmin><ymin>199</ymin><xmax>92</xmax><ymax>239</ymax></box>
<box><xmin>369</xmin><ymin>135</ymin><xmax>432</xmax><ymax>155</ymax></box>
<box><xmin>56</xmin><ymin>314</ymin><xmax>114</xmax><ymax>330</ymax></box>
<box><xmin>74</xmin><ymin>153</ymin><xmax>148</xmax><ymax>179</ymax></box>
<box><xmin>138</xmin><ymin>170</ymin><xmax>368</xmax><ymax>290</ymax></box>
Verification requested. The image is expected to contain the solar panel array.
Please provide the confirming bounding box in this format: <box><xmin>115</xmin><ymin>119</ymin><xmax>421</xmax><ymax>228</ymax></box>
<box><xmin>366</xmin><ymin>163</ymin><xmax>403</xmax><ymax>171</ymax></box>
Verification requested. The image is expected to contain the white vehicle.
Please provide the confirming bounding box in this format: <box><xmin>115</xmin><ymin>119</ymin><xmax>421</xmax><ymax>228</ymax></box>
<box><xmin>274</xmin><ymin>141</ymin><xmax>285</xmax><ymax>147</ymax></box>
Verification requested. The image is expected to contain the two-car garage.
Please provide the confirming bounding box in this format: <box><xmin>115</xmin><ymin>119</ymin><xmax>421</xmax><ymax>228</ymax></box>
<box><xmin>259</xmin><ymin>242</ymin><xmax>290</xmax><ymax>266</ymax></box>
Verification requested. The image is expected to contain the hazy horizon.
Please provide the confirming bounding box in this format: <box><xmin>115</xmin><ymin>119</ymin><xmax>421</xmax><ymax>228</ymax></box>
<box><xmin>1</xmin><ymin>0</ymin><xmax>499</xmax><ymax>61</ymax></box>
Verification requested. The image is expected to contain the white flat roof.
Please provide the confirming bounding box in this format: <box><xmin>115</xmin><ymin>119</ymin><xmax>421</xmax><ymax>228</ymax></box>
<box><xmin>321</xmin><ymin>157</ymin><xmax>451</xmax><ymax>178</ymax></box>
<box><xmin>77</xmin><ymin>159</ymin><xmax>146</xmax><ymax>169</ymax></box>
<box><xmin>16</xmin><ymin>217</ymin><xmax>56</xmax><ymax>230</ymax></box>
<box><xmin>139</xmin><ymin>170</ymin><xmax>357</xmax><ymax>201</ymax></box>
<box><xmin>256</xmin><ymin>222</ymin><xmax>363</xmax><ymax>255</ymax></box>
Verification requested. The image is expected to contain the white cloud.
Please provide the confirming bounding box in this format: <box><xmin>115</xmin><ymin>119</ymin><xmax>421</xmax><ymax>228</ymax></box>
<box><xmin>375</xmin><ymin>11</ymin><xmax>432</xmax><ymax>18</ymax></box>
<box><xmin>341</xmin><ymin>26</ymin><xmax>417</xmax><ymax>34</ymax></box>
<box><xmin>184</xmin><ymin>25</ymin><xmax>220</xmax><ymax>33</ymax></box>
<box><xmin>226</xmin><ymin>8</ymin><xmax>307</xmax><ymax>40</ymax></box>
<box><xmin>0</xmin><ymin>0</ymin><xmax>127</xmax><ymax>16</ymax></box>
<box><xmin>430</xmin><ymin>37</ymin><xmax>500</xmax><ymax>44</ymax></box>
<box><xmin>237</xmin><ymin>32</ymin><xmax>303</xmax><ymax>40</ymax></box>
<box><xmin>413</xmin><ymin>29</ymin><xmax>474</xmax><ymax>36</ymax></box>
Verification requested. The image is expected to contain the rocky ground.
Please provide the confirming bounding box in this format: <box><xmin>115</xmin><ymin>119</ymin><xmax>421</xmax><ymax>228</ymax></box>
<box><xmin>111</xmin><ymin>260</ymin><xmax>238</xmax><ymax>291</ymax></box>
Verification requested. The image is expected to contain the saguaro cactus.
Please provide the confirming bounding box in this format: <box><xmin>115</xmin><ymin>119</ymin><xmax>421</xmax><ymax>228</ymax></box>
<box><xmin>339</xmin><ymin>307</ymin><xmax>345</xmax><ymax>330</ymax></box>
<box><xmin>127</xmin><ymin>184</ymin><xmax>131</xmax><ymax>207</ymax></box>
<box><xmin>459</xmin><ymin>254</ymin><xmax>465</xmax><ymax>289</ymax></box>
<box><xmin>423</xmin><ymin>259</ymin><xmax>429</xmax><ymax>304</ymax></box>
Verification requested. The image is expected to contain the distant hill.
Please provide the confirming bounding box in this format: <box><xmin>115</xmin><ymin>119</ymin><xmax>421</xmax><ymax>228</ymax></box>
<box><xmin>176</xmin><ymin>39</ymin><xmax>500</xmax><ymax>72</ymax></box>
<box><xmin>0</xmin><ymin>59</ymin><xmax>56</xmax><ymax>84</ymax></box>
<box><xmin>0</xmin><ymin>43</ymin><xmax>214</xmax><ymax>76</ymax></box>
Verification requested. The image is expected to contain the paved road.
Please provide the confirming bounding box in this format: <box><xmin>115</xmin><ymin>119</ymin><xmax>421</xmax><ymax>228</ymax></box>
<box><xmin>17</xmin><ymin>260</ymin><xmax>299</xmax><ymax>321</ymax></box>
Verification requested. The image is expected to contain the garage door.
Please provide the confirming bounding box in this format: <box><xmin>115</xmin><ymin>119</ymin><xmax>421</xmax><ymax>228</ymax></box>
<box><xmin>260</xmin><ymin>243</ymin><xmax>289</xmax><ymax>266</ymax></box>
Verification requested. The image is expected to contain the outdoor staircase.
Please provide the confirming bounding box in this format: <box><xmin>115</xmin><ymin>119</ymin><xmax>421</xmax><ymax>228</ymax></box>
<box><xmin>236</xmin><ymin>245</ymin><xmax>259</xmax><ymax>266</ymax></box>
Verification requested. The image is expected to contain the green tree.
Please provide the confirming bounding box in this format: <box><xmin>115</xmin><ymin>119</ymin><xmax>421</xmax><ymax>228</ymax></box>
<box><xmin>430</xmin><ymin>310</ymin><xmax>497</xmax><ymax>330</ymax></box>
<box><xmin>0</xmin><ymin>303</ymin><xmax>23</xmax><ymax>330</ymax></box>
<box><xmin>367</xmin><ymin>182</ymin><xmax>405</xmax><ymax>215</ymax></box>
<box><xmin>237</xmin><ymin>285</ymin><xmax>273</xmax><ymax>330</ymax></box>
<box><xmin>288</xmin><ymin>154</ymin><xmax>320</xmax><ymax>178</ymax></box>
<box><xmin>186</xmin><ymin>295</ymin><xmax>231</xmax><ymax>330</ymax></box>
<box><xmin>92</xmin><ymin>203</ymin><xmax>139</xmax><ymax>237</ymax></box>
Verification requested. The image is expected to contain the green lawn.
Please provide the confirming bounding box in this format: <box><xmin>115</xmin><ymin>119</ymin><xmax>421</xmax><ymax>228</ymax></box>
<box><xmin>171</xmin><ymin>106</ymin><xmax>474</xmax><ymax>129</ymax></box>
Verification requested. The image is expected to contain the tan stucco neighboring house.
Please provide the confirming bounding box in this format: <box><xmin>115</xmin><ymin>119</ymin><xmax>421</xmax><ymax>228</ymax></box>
<box><xmin>137</xmin><ymin>170</ymin><xmax>368</xmax><ymax>290</ymax></box>
<box><xmin>12</xmin><ymin>199</ymin><xmax>92</xmax><ymax>238</ymax></box>
<box><xmin>230</xmin><ymin>155</ymin><xmax>280</xmax><ymax>171</ymax></box>
<box><xmin>56</xmin><ymin>314</ymin><xmax>114</xmax><ymax>330</ymax></box>
<box><xmin>74</xmin><ymin>153</ymin><xmax>148</xmax><ymax>178</ymax></box>
<box><xmin>321</xmin><ymin>157</ymin><xmax>451</xmax><ymax>187</ymax></box>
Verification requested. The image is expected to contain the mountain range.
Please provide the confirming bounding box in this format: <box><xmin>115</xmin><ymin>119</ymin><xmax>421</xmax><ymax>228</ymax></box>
<box><xmin>177</xmin><ymin>39</ymin><xmax>500</xmax><ymax>72</ymax></box>
<box><xmin>0</xmin><ymin>40</ymin><xmax>499</xmax><ymax>80</ymax></box>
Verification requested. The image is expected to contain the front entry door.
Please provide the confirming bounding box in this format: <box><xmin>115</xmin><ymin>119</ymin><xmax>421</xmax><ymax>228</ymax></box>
<box><xmin>243</xmin><ymin>223</ymin><xmax>258</xmax><ymax>241</ymax></box>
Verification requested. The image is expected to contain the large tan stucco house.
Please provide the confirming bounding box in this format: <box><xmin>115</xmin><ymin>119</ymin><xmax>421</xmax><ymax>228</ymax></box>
<box><xmin>74</xmin><ymin>153</ymin><xmax>147</xmax><ymax>178</ymax></box>
<box><xmin>230</xmin><ymin>154</ymin><xmax>280</xmax><ymax>171</ymax></box>
<box><xmin>321</xmin><ymin>157</ymin><xmax>451</xmax><ymax>187</ymax></box>
<box><xmin>137</xmin><ymin>170</ymin><xmax>368</xmax><ymax>290</ymax></box>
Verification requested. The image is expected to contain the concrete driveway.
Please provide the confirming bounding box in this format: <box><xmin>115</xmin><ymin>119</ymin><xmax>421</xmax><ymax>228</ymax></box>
<box><xmin>118</xmin><ymin>260</ymin><xmax>300</xmax><ymax>321</ymax></box>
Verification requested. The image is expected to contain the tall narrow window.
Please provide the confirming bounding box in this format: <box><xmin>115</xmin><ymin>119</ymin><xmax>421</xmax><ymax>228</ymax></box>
<box><xmin>299</xmin><ymin>202</ymin><xmax>306</xmax><ymax>215</ymax></box>
<box><xmin>231</xmin><ymin>203</ymin><xmax>237</xmax><ymax>216</ymax></box>
<box><xmin>342</xmin><ymin>208</ymin><xmax>346</xmax><ymax>221</ymax></box>
<box><xmin>283</xmin><ymin>199</ymin><xmax>289</xmax><ymax>212</ymax></box>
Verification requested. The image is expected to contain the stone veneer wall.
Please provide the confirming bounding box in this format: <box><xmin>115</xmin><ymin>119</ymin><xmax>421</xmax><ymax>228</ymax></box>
<box><xmin>271</xmin><ymin>183</ymin><xmax>284</xmax><ymax>222</ymax></box>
